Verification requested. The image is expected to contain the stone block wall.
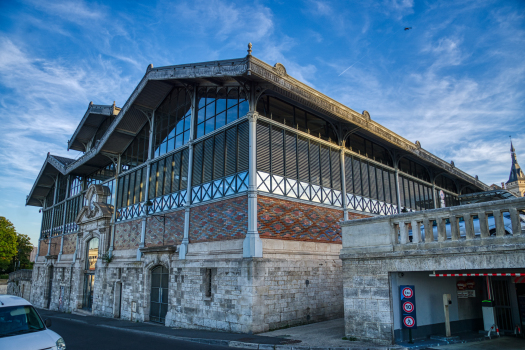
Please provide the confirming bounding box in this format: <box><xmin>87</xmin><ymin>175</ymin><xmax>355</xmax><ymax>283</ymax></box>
<box><xmin>7</xmin><ymin>270</ymin><xmax>33</xmax><ymax>301</ymax></box>
<box><xmin>166</xmin><ymin>258</ymin><xmax>257</xmax><ymax>333</ymax></box>
<box><xmin>257</xmin><ymin>258</ymin><xmax>344</xmax><ymax>330</ymax></box>
<box><xmin>145</xmin><ymin>209</ymin><xmax>184</xmax><ymax>247</ymax></box>
<box><xmin>189</xmin><ymin>196</ymin><xmax>248</xmax><ymax>242</ymax></box>
<box><xmin>342</xmin><ymin>259</ymin><xmax>392</xmax><ymax>345</ymax></box>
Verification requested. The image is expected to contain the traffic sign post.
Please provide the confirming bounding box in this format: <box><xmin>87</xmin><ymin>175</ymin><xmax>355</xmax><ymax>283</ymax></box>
<box><xmin>400</xmin><ymin>285</ymin><xmax>417</xmax><ymax>343</ymax></box>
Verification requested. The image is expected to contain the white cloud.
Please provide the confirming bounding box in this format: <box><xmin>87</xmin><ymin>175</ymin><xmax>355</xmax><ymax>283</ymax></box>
<box><xmin>0</xmin><ymin>37</ymin><xmax>131</xmax><ymax>191</ymax></box>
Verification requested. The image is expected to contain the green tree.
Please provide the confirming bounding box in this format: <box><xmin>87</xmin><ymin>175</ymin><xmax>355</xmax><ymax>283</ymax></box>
<box><xmin>0</xmin><ymin>217</ymin><xmax>18</xmax><ymax>272</ymax></box>
<box><xmin>12</xmin><ymin>233</ymin><xmax>33</xmax><ymax>271</ymax></box>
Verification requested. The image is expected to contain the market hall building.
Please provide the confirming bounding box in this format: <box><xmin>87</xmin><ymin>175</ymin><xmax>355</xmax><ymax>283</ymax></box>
<box><xmin>26</xmin><ymin>46</ymin><xmax>487</xmax><ymax>333</ymax></box>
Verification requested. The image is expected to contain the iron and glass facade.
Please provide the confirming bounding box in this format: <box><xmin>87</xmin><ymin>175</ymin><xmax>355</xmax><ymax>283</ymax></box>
<box><xmin>31</xmin><ymin>57</ymin><xmax>484</xmax><ymax>242</ymax></box>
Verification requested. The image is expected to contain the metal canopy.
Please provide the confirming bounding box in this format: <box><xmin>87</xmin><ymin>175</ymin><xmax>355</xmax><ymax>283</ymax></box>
<box><xmin>28</xmin><ymin>54</ymin><xmax>488</xmax><ymax>207</ymax></box>
<box><xmin>459</xmin><ymin>190</ymin><xmax>517</xmax><ymax>204</ymax></box>
<box><xmin>68</xmin><ymin>102</ymin><xmax>121</xmax><ymax>152</ymax></box>
<box><xmin>26</xmin><ymin>154</ymin><xmax>74</xmax><ymax>207</ymax></box>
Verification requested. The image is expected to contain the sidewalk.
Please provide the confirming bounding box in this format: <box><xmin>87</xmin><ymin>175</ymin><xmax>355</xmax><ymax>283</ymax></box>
<box><xmin>37</xmin><ymin>309</ymin><xmax>404</xmax><ymax>350</ymax></box>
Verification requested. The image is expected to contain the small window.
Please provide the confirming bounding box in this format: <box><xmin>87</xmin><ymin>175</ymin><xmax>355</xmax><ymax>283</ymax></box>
<box><xmin>204</xmin><ymin>268</ymin><xmax>212</xmax><ymax>298</ymax></box>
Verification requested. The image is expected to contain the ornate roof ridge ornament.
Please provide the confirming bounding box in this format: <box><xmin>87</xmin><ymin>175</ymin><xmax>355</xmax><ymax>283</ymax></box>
<box><xmin>274</xmin><ymin>63</ymin><xmax>286</xmax><ymax>76</ymax></box>
<box><xmin>362</xmin><ymin>110</ymin><xmax>371</xmax><ymax>121</ymax></box>
<box><xmin>415</xmin><ymin>140</ymin><xmax>421</xmax><ymax>149</ymax></box>
<box><xmin>248</xmin><ymin>42</ymin><xmax>252</xmax><ymax>56</ymax></box>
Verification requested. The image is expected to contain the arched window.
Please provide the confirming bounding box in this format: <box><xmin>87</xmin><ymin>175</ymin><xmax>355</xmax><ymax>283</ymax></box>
<box><xmin>435</xmin><ymin>174</ymin><xmax>457</xmax><ymax>193</ymax></box>
<box><xmin>398</xmin><ymin>157</ymin><xmax>430</xmax><ymax>182</ymax></box>
<box><xmin>86</xmin><ymin>238</ymin><xmax>99</xmax><ymax>271</ymax></box>
<box><xmin>256</xmin><ymin>95</ymin><xmax>337</xmax><ymax>144</ymax></box>
<box><xmin>346</xmin><ymin>134</ymin><xmax>393</xmax><ymax>167</ymax></box>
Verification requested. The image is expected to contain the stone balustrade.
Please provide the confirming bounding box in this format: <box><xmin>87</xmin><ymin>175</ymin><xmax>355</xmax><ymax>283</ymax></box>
<box><xmin>340</xmin><ymin>197</ymin><xmax>525</xmax><ymax>256</ymax></box>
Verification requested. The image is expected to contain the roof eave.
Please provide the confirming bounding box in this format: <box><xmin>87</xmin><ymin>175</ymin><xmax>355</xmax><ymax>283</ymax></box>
<box><xmin>26</xmin><ymin>155</ymin><xmax>69</xmax><ymax>207</ymax></box>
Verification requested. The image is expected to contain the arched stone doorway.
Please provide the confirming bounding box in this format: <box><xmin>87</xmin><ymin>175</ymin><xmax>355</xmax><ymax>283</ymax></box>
<box><xmin>149</xmin><ymin>265</ymin><xmax>169</xmax><ymax>323</ymax></box>
<box><xmin>82</xmin><ymin>237</ymin><xmax>99</xmax><ymax>311</ymax></box>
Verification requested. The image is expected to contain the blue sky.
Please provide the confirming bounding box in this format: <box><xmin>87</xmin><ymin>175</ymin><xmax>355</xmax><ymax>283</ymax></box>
<box><xmin>0</xmin><ymin>0</ymin><xmax>524</xmax><ymax>245</ymax></box>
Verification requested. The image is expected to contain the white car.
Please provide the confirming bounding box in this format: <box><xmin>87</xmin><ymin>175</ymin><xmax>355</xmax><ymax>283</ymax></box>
<box><xmin>0</xmin><ymin>295</ymin><xmax>65</xmax><ymax>350</ymax></box>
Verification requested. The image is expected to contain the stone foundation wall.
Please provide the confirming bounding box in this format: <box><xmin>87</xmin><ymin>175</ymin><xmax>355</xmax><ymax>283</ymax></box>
<box><xmin>29</xmin><ymin>240</ymin><xmax>344</xmax><ymax>334</ymax></box>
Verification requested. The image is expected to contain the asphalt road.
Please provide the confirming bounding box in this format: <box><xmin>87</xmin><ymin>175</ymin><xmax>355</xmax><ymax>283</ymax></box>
<box><xmin>47</xmin><ymin>317</ymin><xmax>243</xmax><ymax>350</ymax></box>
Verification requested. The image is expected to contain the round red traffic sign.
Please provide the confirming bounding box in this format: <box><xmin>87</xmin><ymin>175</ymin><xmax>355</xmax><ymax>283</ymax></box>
<box><xmin>403</xmin><ymin>301</ymin><xmax>414</xmax><ymax>313</ymax></box>
<box><xmin>403</xmin><ymin>316</ymin><xmax>416</xmax><ymax>328</ymax></box>
<box><xmin>402</xmin><ymin>287</ymin><xmax>413</xmax><ymax>299</ymax></box>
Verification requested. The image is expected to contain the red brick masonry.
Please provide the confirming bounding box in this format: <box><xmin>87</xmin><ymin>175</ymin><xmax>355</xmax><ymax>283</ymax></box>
<box><xmin>258</xmin><ymin>196</ymin><xmax>369</xmax><ymax>243</ymax></box>
<box><xmin>38</xmin><ymin>239</ymin><xmax>48</xmax><ymax>256</ymax></box>
<box><xmin>189</xmin><ymin>196</ymin><xmax>248</xmax><ymax>243</ymax></box>
<box><xmin>145</xmin><ymin>209</ymin><xmax>184</xmax><ymax>247</ymax></box>
<box><xmin>114</xmin><ymin>219</ymin><xmax>141</xmax><ymax>250</ymax></box>
<box><xmin>62</xmin><ymin>233</ymin><xmax>77</xmax><ymax>255</ymax></box>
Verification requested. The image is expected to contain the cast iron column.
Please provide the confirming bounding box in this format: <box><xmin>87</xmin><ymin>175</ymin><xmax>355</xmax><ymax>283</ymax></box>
<box><xmin>179</xmin><ymin>87</ymin><xmax>196</xmax><ymax>259</ymax></box>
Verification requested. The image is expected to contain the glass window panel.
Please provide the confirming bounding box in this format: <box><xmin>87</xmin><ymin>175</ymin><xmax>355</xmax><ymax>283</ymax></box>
<box><xmin>215</xmin><ymin>112</ymin><xmax>226</xmax><ymax>129</ymax></box>
<box><xmin>238</xmin><ymin>100</ymin><xmax>248</xmax><ymax>118</ymax></box>
<box><xmin>196</xmin><ymin>123</ymin><xmax>205</xmax><ymax>139</ymax></box>
<box><xmin>256</xmin><ymin>95</ymin><xmax>268</xmax><ymax>117</ymax></box>
<box><xmin>172</xmin><ymin>152</ymin><xmax>181</xmax><ymax>192</ymax></box>
<box><xmin>226</xmin><ymin>104</ymin><xmax>238</xmax><ymax>123</ymax></box>
<box><xmin>175</xmin><ymin>134</ymin><xmax>183</xmax><ymax>150</ymax></box>
<box><xmin>205</xmin><ymin>118</ymin><xmax>215</xmax><ymax>134</ymax></box>
<box><xmin>176</xmin><ymin>119</ymin><xmax>185</xmax><ymax>135</ymax></box>
<box><xmin>295</xmin><ymin>109</ymin><xmax>307</xmax><ymax>132</ymax></box>
<box><xmin>216</xmin><ymin>88</ymin><xmax>227</xmax><ymax>114</ymax></box>
<box><xmin>206</xmin><ymin>99</ymin><xmax>215</xmax><ymax>121</ymax></box>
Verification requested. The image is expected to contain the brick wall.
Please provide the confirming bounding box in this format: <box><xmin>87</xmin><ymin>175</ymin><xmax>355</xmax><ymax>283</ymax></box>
<box><xmin>62</xmin><ymin>233</ymin><xmax>77</xmax><ymax>255</ymax></box>
<box><xmin>258</xmin><ymin>196</ymin><xmax>367</xmax><ymax>243</ymax></box>
<box><xmin>145</xmin><ymin>209</ymin><xmax>184</xmax><ymax>247</ymax></box>
<box><xmin>49</xmin><ymin>237</ymin><xmax>60</xmax><ymax>255</ymax></box>
<box><xmin>189</xmin><ymin>196</ymin><xmax>248</xmax><ymax>243</ymax></box>
<box><xmin>114</xmin><ymin>219</ymin><xmax>141</xmax><ymax>250</ymax></box>
<box><xmin>38</xmin><ymin>239</ymin><xmax>48</xmax><ymax>256</ymax></box>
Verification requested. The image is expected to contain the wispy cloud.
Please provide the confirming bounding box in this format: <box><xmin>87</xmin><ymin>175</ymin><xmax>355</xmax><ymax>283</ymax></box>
<box><xmin>0</xmin><ymin>37</ymin><xmax>131</xmax><ymax>193</ymax></box>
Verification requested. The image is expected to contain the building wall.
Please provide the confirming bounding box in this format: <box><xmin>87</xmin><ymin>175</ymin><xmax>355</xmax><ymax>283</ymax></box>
<box><xmin>50</xmin><ymin>237</ymin><xmax>61</xmax><ymax>256</ymax></box>
<box><xmin>114</xmin><ymin>219</ymin><xmax>141</xmax><ymax>250</ymax></box>
<box><xmin>257</xmin><ymin>196</ymin><xmax>349</xmax><ymax>243</ymax></box>
<box><xmin>189</xmin><ymin>196</ymin><xmax>248</xmax><ymax>243</ymax></box>
<box><xmin>38</xmin><ymin>239</ymin><xmax>48</xmax><ymax>256</ymax></box>
<box><xmin>341</xmin><ymin>248</ymin><xmax>525</xmax><ymax>345</ymax></box>
<box><xmin>7</xmin><ymin>270</ymin><xmax>33</xmax><ymax>301</ymax></box>
<box><xmin>145</xmin><ymin>209</ymin><xmax>185</xmax><ymax>247</ymax></box>
<box><xmin>62</xmin><ymin>233</ymin><xmax>77</xmax><ymax>255</ymax></box>
<box><xmin>390</xmin><ymin>272</ymin><xmax>484</xmax><ymax>341</ymax></box>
